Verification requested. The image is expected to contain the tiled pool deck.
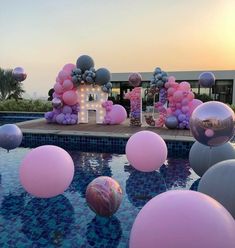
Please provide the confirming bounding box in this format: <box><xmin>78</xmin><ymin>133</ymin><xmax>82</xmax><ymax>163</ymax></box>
<box><xmin>16</xmin><ymin>114</ymin><xmax>195</xmax><ymax>156</ymax></box>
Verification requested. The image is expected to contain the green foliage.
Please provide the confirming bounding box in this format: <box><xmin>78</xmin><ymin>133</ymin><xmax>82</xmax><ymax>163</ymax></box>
<box><xmin>194</xmin><ymin>93</ymin><xmax>212</xmax><ymax>102</ymax></box>
<box><xmin>0</xmin><ymin>68</ymin><xmax>25</xmax><ymax>100</ymax></box>
<box><xmin>0</xmin><ymin>99</ymin><xmax>52</xmax><ymax>112</ymax></box>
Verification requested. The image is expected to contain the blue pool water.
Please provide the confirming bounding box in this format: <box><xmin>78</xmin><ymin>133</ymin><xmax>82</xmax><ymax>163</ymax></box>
<box><xmin>0</xmin><ymin>148</ymin><xmax>199</xmax><ymax>248</ymax></box>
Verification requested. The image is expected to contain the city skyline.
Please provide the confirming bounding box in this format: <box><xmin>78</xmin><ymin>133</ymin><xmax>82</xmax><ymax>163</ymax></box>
<box><xmin>0</xmin><ymin>0</ymin><xmax>234</xmax><ymax>97</ymax></box>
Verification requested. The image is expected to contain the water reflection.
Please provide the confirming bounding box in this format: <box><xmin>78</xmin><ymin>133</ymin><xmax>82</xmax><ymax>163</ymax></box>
<box><xmin>125</xmin><ymin>165</ymin><xmax>167</xmax><ymax>208</ymax></box>
<box><xmin>0</xmin><ymin>193</ymin><xmax>26</xmax><ymax>220</ymax></box>
<box><xmin>21</xmin><ymin>195</ymin><xmax>74</xmax><ymax>245</ymax></box>
<box><xmin>160</xmin><ymin>158</ymin><xmax>191</xmax><ymax>189</ymax></box>
<box><xmin>68</xmin><ymin>152</ymin><xmax>112</xmax><ymax>197</ymax></box>
<box><xmin>86</xmin><ymin>215</ymin><xmax>122</xmax><ymax>248</ymax></box>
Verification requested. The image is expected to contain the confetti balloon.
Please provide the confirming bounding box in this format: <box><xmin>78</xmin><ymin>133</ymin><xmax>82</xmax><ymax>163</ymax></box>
<box><xmin>12</xmin><ymin>67</ymin><xmax>27</xmax><ymax>82</ymax></box>
<box><xmin>128</xmin><ymin>73</ymin><xmax>142</xmax><ymax>87</ymax></box>
<box><xmin>86</xmin><ymin>176</ymin><xmax>123</xmax><ymax>217</ymax></box>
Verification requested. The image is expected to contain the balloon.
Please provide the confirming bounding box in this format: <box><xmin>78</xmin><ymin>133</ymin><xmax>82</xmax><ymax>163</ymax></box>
<box><xmin>186</xmin><ymin>91</ymin><xmax>194</xmax><ymax>101</ymax></box>
<box><xmin>199</xmin><ymin>159</ymin><xmax>235</xmax><ymax>218</ymax></box>
<box><xmin>178</xmin><ymin>81</ymin><xmax>191</xmax><ymax>91</ymax></box>
<box><xmin>62</xmin><ymin>63</ymin><xmax>76</xmax><ymax>73</ymax></box>
<box><xmin>188</xmin><ymin>99</ymin><xmax>203</xmax><ymax>115</ymax></box>
<box><xmin>19</xmin><ymin>145</ymin><xmax>74</xmax><ymax>198</ymax></box>
<box><xmin>190</xmin><ymin>101</ymin><xmax>234</xmax><ymax>146</ymax></box>
<box><xmin>128</xmin><ymin>73</ymin><xmax>142</xmax><ymax>87</ymax></box>
<box><xmin>173</xmin><ymin>90</ymin><xmax>184</xmax><ymax>102</ymax></box>
<box><xmin>76</xmin><ymin>55</ymin><xmax>94</xmax><ymax>72</ymax></box>
<box><xmin>0</xmin><ymin>124</ymin><xmax>23</xmax><ymax>151</ymax></box>
<box><xmin>62</xmin><ymin>79</ymin><xmax>73</xmax><ymax>91</ymax></box>
<box><xmin>129</xmin><ymin>190</ymin><xmax>235</xmax><ymax>248</ymax></box>
<box><xmin>125</xmin><ymin>131</ymin><xmax>167</xmax><ymax>172</ymax></box>
<box><xmin>58</xmin><ymin>70</ymin><xmax>70</xmax><ymax>82</ymax></box>
<box><xmin>62</xmin><ymin>90</ymin><xmax>78</xmax><ymax>106</ymax></box>
<box><xmin>181</xmin><ymin>105</ymin><xmax>189</xmax><ymax>114</ymax></box>
<box><xmin>199</xmin><ymin>72</ymin><xmax>215</xmax><ymax>88</ymax></box>
<box><xmin>62</xmin><ymin>105</ymin><xmax>72</xmax><ymax>114</ymax></box>
<box><xmin>52</xmin><ymin>98</ymin><xmax>63</xmax><ymax>109</ymax></box>
<box><xmin>189</xmin><ymin>141</ymin><xmax>235</xmax><ymax>177</ymax></box>
<box><xmin>95</xmin><ymin>68</ymin><xmax>111</xmax><ymax>85</ymax></box>
<box><xmin>165</xmin><ymin>115</ymin><xmax>178</xmax><ymax>129</ymax></box>
<box><xmin>86</xmin><ymin>176</ymin><xmax>123</xmax><ymax>217</ymax></box>
<box><xmin>56</xmin><ymin>113</ymin><xmax>65</xmax><ymax>124</ymax></box>
<box><xmin>12</xmin><ymin>67</ymin><xmax>27</xmax><ymax>82</ymax></box>
<box><xmin>107</xmin><ymin>104</ymin><xmax>127</xmax><ymax>124</ymax></box>
<box><xmin>54</xmin><ymin>82</ymin><xmax>64</xmax><ymax>94</ymax></box>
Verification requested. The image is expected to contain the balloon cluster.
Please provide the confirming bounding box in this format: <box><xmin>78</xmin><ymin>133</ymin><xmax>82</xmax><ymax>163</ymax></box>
<box><xmin>102</xmin><ymin>101</ymin><xmax>127</xmax><ymax>125</ymax></box>
<box><xmin>125</xmin><ymin>87</ymin><xmax>142</xmax><ymax>126</ymax></box>
<box><xmin>164</xmin><ymin>76</ymin><xmax>196</xmax><ymax>129</ymax></box>
<box><xmin>71</xmin><ymin>55</ymin><xmax>112</xmax><ymax>93</ymax></box>
<box><xmin>45</xmin><ymin>63</ymin><xmax>80</xmax><ymax>125</ymax></box>
<box><xmin>150</xmin><ymin>67</ymin><xmax>168</xmax><ymax>89</ymax></box>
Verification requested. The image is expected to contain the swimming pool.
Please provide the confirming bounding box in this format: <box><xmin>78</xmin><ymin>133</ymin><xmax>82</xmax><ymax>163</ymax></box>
<box><xmin>0</xmin><ymin>147</ymin><xmax>199</xmax><ymax>247</ymax></box>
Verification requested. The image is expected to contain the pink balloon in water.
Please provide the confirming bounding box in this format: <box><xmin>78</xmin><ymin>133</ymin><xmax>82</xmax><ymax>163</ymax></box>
<box><xmin>19</xmin><ymin>145</ymin><xmax>74</xmax><ymax>198</ymax></box>
<box><xmin>129</xmin><ymin>190</ymin><xmax>235</xmax><ymax>248</ymax></box>
<box><xmin>62</xmin><ymin>90</ymin><xmax>78</xmax><ymax>106</ymax></box>
<box><xmin>108</xmin><ymin>104</ymin><xmax>127</xmax><ymax>124</ymax></box>
<box><xmin>125</xmin><ymin>131</ymin><xmax>167</xmax><ymax>172</ymax></box>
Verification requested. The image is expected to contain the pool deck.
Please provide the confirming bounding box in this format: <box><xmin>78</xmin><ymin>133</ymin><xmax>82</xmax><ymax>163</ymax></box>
<box><xmin>16</xmin><ymin>115</ymin><xmax>195</xmax><ymax>142</ymax></box>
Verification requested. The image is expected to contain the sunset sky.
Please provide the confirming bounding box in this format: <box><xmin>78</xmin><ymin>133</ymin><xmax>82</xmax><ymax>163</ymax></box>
<box><xmin>0</xmin><ymin>0</ymin><xmax>234</xmax><ymax>97</ymax></box>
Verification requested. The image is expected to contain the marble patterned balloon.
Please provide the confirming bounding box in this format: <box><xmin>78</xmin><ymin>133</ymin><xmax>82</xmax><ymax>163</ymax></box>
<box><xmin>86</xmin><ymin>176</ymin><xmax>123</xmax><ymax>217</ymax></box>
<box><xmin>128</xmin><ymin>73</ymin><xmax>142</xmax><ymax>87</ymax></box>
<box><xmin>12</xmin><ymin>67</ymin><xmax>27</xmax><ymax>82</ymax></box>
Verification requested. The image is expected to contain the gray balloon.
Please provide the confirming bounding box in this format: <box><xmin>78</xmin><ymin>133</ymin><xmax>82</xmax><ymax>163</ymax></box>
<box><xmin>189</xmin><ymin>141</ymin><xmax>235</xmax><ymax>177</ymax></box>
<box><xmin>106</xmin><ymin>82</ymin><xmax>112</xmax><ymax>89</ymax></box>
<box><xmin>0</xmin><ymin>124</ymin><xmax>23</xmax><ymax>151</ymax></box>
<box><xmin>165</xmin><ymin>116</ymin><xmax>178</xmax><ymax>129</ymax></box>
<box><xmin>76</xmin><ymin>55</ymin><xmax>94</xmax><ymax>72</ymax></box>
<box><xmin>198</xmin><ymin>159</ymin><xmax>235</xmax><ymax>218</ymax></box>
<box><xmin>95</xmin><ymin>68</ymin><xmax>111</xmax><ymax>85</ymax></box>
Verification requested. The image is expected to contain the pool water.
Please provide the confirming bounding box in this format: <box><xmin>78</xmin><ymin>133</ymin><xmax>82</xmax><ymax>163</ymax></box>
<box><xmin>0</xmin><ymin>148</ymin><xmax>199</xmax><ymax>248</ymax></box>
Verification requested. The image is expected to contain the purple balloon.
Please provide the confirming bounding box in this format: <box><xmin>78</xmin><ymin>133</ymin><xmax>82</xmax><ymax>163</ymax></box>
<box><xmin>52</xmin><ymin>98</ymin><xmax>63</xmax><ymax>109</ymax></box>
<box><xmin>0</xmin><ymin>124</ymin><xmax>23</xmax><ymax>151</ymax></box>
<box><xmin>62</xmin><ymin>105</ymin><xmax>72</xmax><ymax>114</ymax></box>
<box><xmin>12</xmin><ymin>67</ymin><xmax>27</xmax><ymax>82</ymax></box>
<box><xmin>178</xmin><ymin>114</ymin><xmax>186</xmax><ymax>122</ymax></box>
<box><xmin>199</xmin><ymin>72</ymin><xmax>215</xmax><ymax>88</ymax></box>
<box><xmin>173</xmin><ymin>109</ymin><xmax>182</xmax><ymax>117</ymax></box>
<box><xmin>56</xmin><ymin>113</ymin><xmax>65</xmax><ymax>124</ymax></box>
<box><xmin>165</xmin><ymin>116</ymin><xmax>178</xmax><ymax>129</ymax></box>
<box><xmin>190</xmin><ymin>101</ymin><xmax>234</xmax><ymax>146</ymax></box>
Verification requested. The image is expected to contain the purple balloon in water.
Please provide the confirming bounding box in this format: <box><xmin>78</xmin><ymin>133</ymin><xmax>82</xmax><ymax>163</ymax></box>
<box><xmin>190</xmin><ymin>101</ymin><xmax>234</xmax><ymax>146</ymax></box>
<box><xmin>12</xmin><ymin>67</ymin><xmax>27</xmax><ymax>82</ymax></box>
<box><xmin>199</xmin><ymin>72</ymin><xmax>215</xmax><ymax>88</ymax></box>
<box><xmin>0</xmin><ymin>124</ymin><xmax>23</xmax><ymax>151</ymax></box>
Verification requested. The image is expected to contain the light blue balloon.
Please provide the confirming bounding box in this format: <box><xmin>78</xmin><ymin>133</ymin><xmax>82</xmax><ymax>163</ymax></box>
<box><xmin>0</xmin><ymin>124</ymin><xmax>23</xmax><ymax>151</ymax></box>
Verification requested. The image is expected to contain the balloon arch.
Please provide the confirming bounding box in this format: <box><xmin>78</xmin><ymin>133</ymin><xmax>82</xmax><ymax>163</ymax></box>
<box><xmin>45</xmin><ymin>55</ymin><xmax>217</xmax><ymax>129</ymax></box>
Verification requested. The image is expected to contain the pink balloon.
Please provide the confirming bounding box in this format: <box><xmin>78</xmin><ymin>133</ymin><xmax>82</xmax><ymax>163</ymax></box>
<box><xmin>167</xmin><ymin>87</ymin><xmax>176</xmax><ymax>96</ymax></box>
<box><xmin>189</xmin><ymin>99</ymin><xmax>203</xmax><ymax>115</ymax></box>
<box><xmin>125</xmin><ymin>131</ymin><xmax>167</xmax><ymax>172</ymax></box>
<box><xmin>19</xmin><ymin>145</ymin><xmax>74</xmax><ymax>198</ymax></box>
<box><xmin>54</xmin><ymin>82</ymin><xmax>64</xmax><ymax>94</ymax></box>
<box><xmin>179</xmin><ymin>81</ymin><xmax>191</xmax><ymax>91</ymax></box>
<box><xmin>58</xmin><ymin>70</ymin><xmax>70</xmax><ymax>82</ymax></box>
<box><xmin>108</xmin><ymin>104</ymin><xmax>127</xmax><ymax>124</ymax></box>
<box><xmin>181</xmin><ymin>105</ymin><xmax>189</xmax><ymax>113</ymax></box>
<box><xmin>130</xmin><ymin>190</ymin><xmax>235</xmax><ymax>248</ymax></box>
<box><xmin>187</xmin><ymin>91</ymin><xmax>195</xmax><ymax>101</ymax></box>
<box><xmin>166</xmin><ymin>108</ymin><xmax>172</xmax><ymax>116</ymax></box>
<box><xmin>62</xmin><ymin>90</ymin><xmax>78</xmax><ymax>106</ymax></box>
<box><xmin>62</xmin><ymin>63</ymin><xmax>76</xmax><ymax>73</ymax></box>
<box><xmin>62</xmin><ymin>79</ymin><xmax>74</xmax><ymax>91</ymax></box>
<box><xmin>173</xmin><ymin>90</ymin><xmax>184</xmax><ymax>102</ymax></box>
<box><xmin>168</xmin><ymin>76</ymin><xmax>176</xmax><ymax>83</ymax></box>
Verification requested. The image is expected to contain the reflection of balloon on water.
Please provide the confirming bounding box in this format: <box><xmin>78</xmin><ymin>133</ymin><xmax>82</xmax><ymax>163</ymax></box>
<box><xmin>21</xmin><ymin>195</ymin><xmax>74</xmax><ymax>244</ymax></box>
<box><xmin>128</xmin><ymin>73</ymin><xmax>142</xmax><ymax>87</ymax></box>
<box><xmin>12</xmin><ymin>67</ymin><xmax>27</xmax><ymax>82</ymax></box>
<box><xmin>198</xmin><ymin>159</ymin><xmax>235</xmax><ymax>219</ymax></box>
<box><xmin>125</xmin><ymin>131</ymin><xmax>168</xmax><ymax>172</ymax></box>
<box><xmin>126</xmin><ymin>170</ymin><xmax>166</xmax><ymax>208</ymax></box>
<box><xmin>86</xmin><ymin>215</ymin><xmax>122</xmax><ymax>248</ymax></box>
<box><xmin>198</xmin><ymin>72</ymin><xmax>215</xmax><ymax>88</ymax></box>
<box><xmin>189</xmin><ymin>101</ymin><xmax>234</xmax><ymax>147</ymax></box>
<box><xmin>189</xmin><ymin>141</ymin><xmax>235</xmax><ymax>177</ymax></box>
<box><xmin>86</xmin><ymin>176</ymin><xmax>123</xmax><ymax>217</ymax></box>
<box><xmin>130</xmin><ymin>190</ymin><xmax>235</xmax><ymax>248</ymax></box>
<box><xmin>19</xmin><ymin>145</ymin><xmax>74</xmax><ymax>198</ymax></box>
<box><xmin>0</xmin><ymin>124</ymin><xmax>23</xmax><ymax>151</ymax></box>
